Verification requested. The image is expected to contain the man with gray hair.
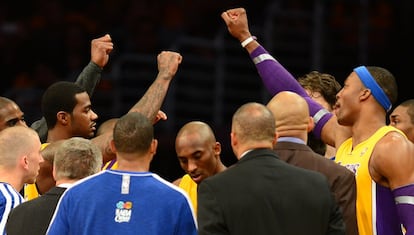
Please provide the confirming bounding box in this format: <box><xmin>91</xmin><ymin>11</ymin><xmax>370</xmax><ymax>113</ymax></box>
<box><xmin>6</xmin><ymin>137</ymin><xmax>102</xmax><ymax>235</ymax></box>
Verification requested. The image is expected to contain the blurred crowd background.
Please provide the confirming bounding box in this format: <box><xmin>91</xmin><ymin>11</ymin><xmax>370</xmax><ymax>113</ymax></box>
<box><xmin>1</xmin><ymin>0</ymin><xmax>413</xmax><ymax>180</ymax></box>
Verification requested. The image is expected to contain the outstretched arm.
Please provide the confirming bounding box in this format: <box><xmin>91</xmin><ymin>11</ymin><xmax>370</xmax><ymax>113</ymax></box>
<box><xmin>31</xmin><ymin>34</ymin><xmax>113</xmax><ymax>142</ymax></box>
<box><xmin>94</xmin><ymin>51</ymin><xmax>182</xmax><ymax>164</ymax></box>
<box><xmin>127</xmin><ymin>51</ymin><xmax>182</xmax><ymax>122</ymax></box>
<box><xmin>221</xmin><ymin>8</ymin><xmax>341</xmax><ymax>145</ymax></box>
<box><xmin>76</xmin><ymin>34</ymin><xmax>113</xmax><ymax>95</ymax></box>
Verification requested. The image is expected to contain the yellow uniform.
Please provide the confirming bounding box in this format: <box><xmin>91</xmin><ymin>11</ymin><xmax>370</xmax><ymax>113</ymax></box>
<box><xmin>102</xmin><ymin>159</ymin><xmax>118</xmax><ymax>170</ymax></box>
<box><xmin>336</xmin><ymin>126</ymin><xmax>405</xmax><ymax>235</ymax></box>
<box><xmin>178</xmin><ymin>174</ymin><xmax>197</xmax><ymax>214</ymax></box>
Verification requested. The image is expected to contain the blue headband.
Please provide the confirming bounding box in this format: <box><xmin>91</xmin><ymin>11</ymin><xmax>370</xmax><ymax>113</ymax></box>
<box><xmin>354</xmin><ymin>66</ymin><xmax>392</xmax><ymax>112</ymax></box>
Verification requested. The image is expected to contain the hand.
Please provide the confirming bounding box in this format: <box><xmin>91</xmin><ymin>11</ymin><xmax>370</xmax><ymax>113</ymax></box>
<box><xmin>157</xmin><ymin>51</ymin><xmax>183</xmax><ymax>80</ymax></box>
<box><xmin>91</xmin><ymin>34</ymin><xmax>114</xmax><ymax>68</ymax></box>
<box><xmin>153</xmin><ymin>110</ymin><xmax>167</xmax><ymax>124</ymax></box>
<box><xmin>221</xmin><ymin>8</ymin><xmax>252</xmax><ymax>42</ymax></box>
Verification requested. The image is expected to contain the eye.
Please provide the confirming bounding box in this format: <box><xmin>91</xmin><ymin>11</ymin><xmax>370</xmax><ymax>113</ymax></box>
<box><xmin>178</xmin><ymin>158</ymin><xmax>188</xmax><ymax>164</ymax></box>
<box><xmin>389</xmin><ymin>118</ymin><xmax>399</xmax><ymax>125</ymax></box>
<box><xmin>6</xmin><ymin>119</ymin><xmax>19</xmax><ymax>127</ymax></box>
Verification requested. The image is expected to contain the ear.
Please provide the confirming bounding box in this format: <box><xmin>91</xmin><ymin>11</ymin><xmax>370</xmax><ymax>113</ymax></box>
<box><xmin>214</xmin><ymin>142</ymin><xmax>222</xmax><ymax>155</ymax></box>
<box><xmin>110</xmin><ymin>139</ymin><xmax>117</xmax><ymax>154</ymax></box>
<box><xmin>57</xmin><ymin>111</ymin><xmax>70</xmax><ymax>126</ymax></box>
<box><xmin>52</xmin><ymin>165</ymin><xmax>57</xmax><ymax>181</ymax></box>
<box><xmin>307</xmin><ymin>116</ymin><xmax>315</xmax><ymax>133</ymax></box>
<box><xmin>150</xmin><ymin>139</ymin><xmax>158</xmax><ymax>155</ymax></box>
<box><xmin>230</xmin><ymin>132</ymin><xmax>237</xmax><ymax>148</ymax></box>
<box><xmin>21</xmin><ymin>155</ymin><xmax>29</xmax><ymax>170</ymax></box>
<box><xmin>360</xmin><ymin>89</ymin><xmax>371</xmax><ymax>102</ymax></box>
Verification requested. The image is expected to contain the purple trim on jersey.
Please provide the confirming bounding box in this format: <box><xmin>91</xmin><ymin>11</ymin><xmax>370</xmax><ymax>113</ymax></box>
<box><xmin>393</xmin><ymin>184</ymin><xmax>414</xmax><ymax>235</ymax></box>
<box><xmin>376</xmin><ymin>184</ymin><xmax>403</xmax><ymax>235</ymax></box>
<box><xmin>250</xmin><ymin>45</ymin><xmax>333</xmax><ymax>139</ymax></box>
<box><xmin>103</xmin><ymin>159</ymin><xmax>116</xmax><ymax>169</ymax></box>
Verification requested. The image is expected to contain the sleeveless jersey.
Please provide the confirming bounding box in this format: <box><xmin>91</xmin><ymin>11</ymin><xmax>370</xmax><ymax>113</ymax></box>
<box><xmin>335</xmin><ymin>126</ymin><xmax>404</xmax><ymax>235</ymax></box>
<box><xmin>178</xmin><ymin>174</ymin><xmax>198</xmax><ymax>214</ymax></box>
<box><xmin>24</xmin><ymin>143</ymin><xmax>50</xmax><ymax>200</ymax></box>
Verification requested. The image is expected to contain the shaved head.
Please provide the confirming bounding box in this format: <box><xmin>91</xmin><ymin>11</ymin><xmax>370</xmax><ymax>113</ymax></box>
<box><xmin>267</xmin><ymin>91</ymin><xmax>311</xmax><ymax>134</ymax></box>
<box><xmin>175</xmin><ymin>121</ymin><xmax>223</xmax><ymax>184</ymax></box>
<box><xmin>176</xmin><ymin>121</ymin><xmax>216</xmax><ymax>148</ymax></box>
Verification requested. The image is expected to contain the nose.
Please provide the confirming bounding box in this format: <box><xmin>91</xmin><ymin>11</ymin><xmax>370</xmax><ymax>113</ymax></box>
<box><xmin>187</xmin><ymin>159</ymin><xmax>198</xmax><ymax>172</ymax></box>
<box><xmin>336</xmin><ymin>88</ymin><xmax>344</xmax><ymax>98</ymax></box>
<box><xmin>91</xmin><ymin>109</ymin><xmax>99</xmax><ymax>120</ymax></box>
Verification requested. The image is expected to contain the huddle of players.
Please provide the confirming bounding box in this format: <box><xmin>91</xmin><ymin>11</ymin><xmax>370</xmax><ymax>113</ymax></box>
<box><xmin>0</xmin><ymin>7</ymin><xmax>413</xmax><ymax>235</ymax></box>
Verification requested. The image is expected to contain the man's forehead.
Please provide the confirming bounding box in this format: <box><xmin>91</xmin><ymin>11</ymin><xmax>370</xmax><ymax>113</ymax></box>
<box><xmin>74</xmin><ymin>92</ymin><xmax>92</xmax><ymax>105</ymax></box>
<box><xmin>0</xmin><ymin>102</ymin><xmax>22</xmax><ymax>119</ymax></box>
<box><xmin>391</xmin><ymin>106</ymin><xmax>409</xmax><ymax>117</ymax></box>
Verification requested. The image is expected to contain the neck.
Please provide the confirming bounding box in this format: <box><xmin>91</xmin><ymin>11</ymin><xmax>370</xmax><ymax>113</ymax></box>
<box><xmin>47</xmin><ymin>127</ymin><xmax>72</xmax><ymax>143</ymax></box>
<box><xmin>0</xmin><ymin>170</ymin><xmax>24</xmax><ymax>192</ymax></box>
<box><xmin>116</xmin><ymin>154</ymin><xmax>152</xmax><ymax>172</ymax></box>
<box><xmin>55</xmin><ymin>178</ymin><xmax>79</xmax><ymax>186</ymax></box>
<box><xmin>276</xmin><ymin>129</ymin><xmax>308</xmax><ymax>143</ymax></box>
<box><xmin>236</xmin><ymin>142</ymin><xmax>274</xmax><ymax>159</ymax></box>
<box><xmin>215</xmin><ymin>161</ymin><xmax>227</xmax><ymax>174</ymax></box>
<box><xmin>351</xmin><ymin>115</ymin><xmax>386</xmax><ymax>146</ymax></box>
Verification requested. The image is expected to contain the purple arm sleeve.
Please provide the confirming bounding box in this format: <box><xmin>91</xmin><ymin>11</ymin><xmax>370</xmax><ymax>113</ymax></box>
<box><xmin>250</xmin><ymin>46</ymin><xmax>307</xmax><ymax>96</ymax></box>
<box><xmin>250</xmin><ymin>46</ymin><xmax>333</xmax><ymax>138</ymax></box>
<box><xmin>393</xmin><ymin>184</ymin><xmax>414</xmax><ymax>235</ymax></box>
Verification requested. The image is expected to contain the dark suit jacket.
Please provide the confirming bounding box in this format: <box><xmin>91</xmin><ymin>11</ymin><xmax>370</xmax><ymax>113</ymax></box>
<box><xmin>197</xmin><ymin>148</ymin><xmax>345</xmax><ymax>235</ymax></box>
<box><xmin>274</xmin><ymin>141</ymin><xmax>358</xmax><ymax>235</ymax></box>
<box><xmin>6</xmin><ymin>186</ymin><xmax>66</xmax><ymax>235</ymax></box>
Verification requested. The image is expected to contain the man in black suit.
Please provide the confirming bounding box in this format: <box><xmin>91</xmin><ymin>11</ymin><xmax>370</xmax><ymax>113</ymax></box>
<box><xmin>6</xmin><ymin>137</ymin><xmax>102</xmax><ymax>235</ymax></box>
<box><xmin>267</xmin><ymin>91</ymin><xmax>357</xmax><ymax>235</ymax></box>
<box><xmin>197</xmin><ymin>102</ymin><xmax>345</xmax><ymax>235</ymax></box>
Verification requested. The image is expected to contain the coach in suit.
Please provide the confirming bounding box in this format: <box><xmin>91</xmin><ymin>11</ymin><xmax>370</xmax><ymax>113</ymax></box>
<box><xmin>267</xmin><ymin>91</ymin><xmax>357</xmax><ymax>235</ymax></box>
<box><xmin>6</xmin><ymin>138</ymin><xmax>102</xmax><ymax>235</ymax></box>
<box><xmin>197</xmin><ymin>102</ymin><xmax>345</xmax><ymax>235</ymax></box>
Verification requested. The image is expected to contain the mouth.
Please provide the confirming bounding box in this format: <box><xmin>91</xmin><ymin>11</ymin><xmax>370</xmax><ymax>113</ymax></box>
<box><xmin>190</xmin><ymin>174</ymin><xmax>202</xmax><ymax>183</ymax></box>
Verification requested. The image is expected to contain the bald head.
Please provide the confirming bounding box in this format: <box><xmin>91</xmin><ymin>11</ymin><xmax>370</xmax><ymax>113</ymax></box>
<box><xmin>0</xmin><ymin>97</ymin><xmax>14</xmax><ymax>107</ymax></box>
<box><xmin>232</xmin><ymin>102</ymin><xmax>276</xmax><ymax>145</ymax></box>
<box><xmin>267</xmin><ymin>91</ymin><xmax>312</xmax><ymax>137</ymax></box>
<box><xmin>176</xmin><ymin>121</ymin><xmax>216</xmax><ymax>148</ymax></box>
<box><xmin>0</xmin><ymin>126</ymin><xmax>40</xmax><ymax>167</ymax></box>
<box><xmin>175</xmin><ymin>121</ymin><xmax>224</xmax><ymax>184</ymax></box>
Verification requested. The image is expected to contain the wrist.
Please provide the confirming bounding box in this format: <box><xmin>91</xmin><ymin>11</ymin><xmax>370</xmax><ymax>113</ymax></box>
<box><xmin>241</xmin><ymin>36</ymin><xmax>257</xmax><ymax>48</ymax></box>
<box><xmin>89</xmin><ymin>61</ymin><xmax>103</xmax><ymax>71</ymax></box>
<box><xmin>157</xmin><ymin>72</ymin><xmax>174</xmax><ymax>82</ymax></box>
